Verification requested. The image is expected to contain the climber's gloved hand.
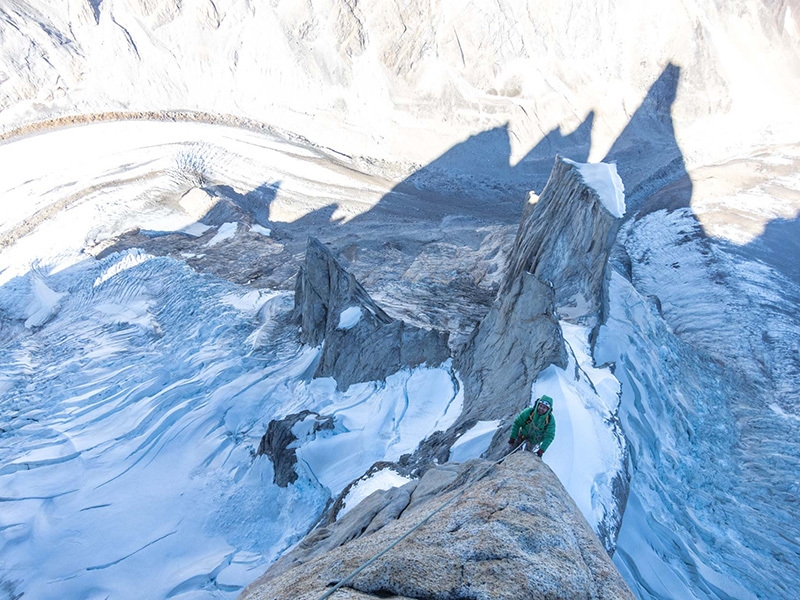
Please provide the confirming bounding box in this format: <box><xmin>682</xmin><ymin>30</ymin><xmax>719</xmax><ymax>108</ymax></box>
<box><xmin>536</xmin><ymin>449</ymin><xmax>544</xmax><ymax>457</ymax></box>
<box><xmin>508</xmin><ymin>438</ymin><xmax>516</xmax><ymax>447</ymax></box>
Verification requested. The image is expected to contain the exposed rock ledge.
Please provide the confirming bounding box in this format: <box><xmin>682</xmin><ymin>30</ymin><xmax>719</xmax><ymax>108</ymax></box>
<box><xmin>239</xmin><ymin>452</ymin><xmax>634</xmax><ymax>600</ymax></box>
<box><xmin>295</xmin><ymin>237</ymin><xmax>451</xmax><ymax>390</ymax></box>
<box><xmin>257</xmin><ymin>411</ymin><xmax>335</xmax><ymax>487</ymax></box>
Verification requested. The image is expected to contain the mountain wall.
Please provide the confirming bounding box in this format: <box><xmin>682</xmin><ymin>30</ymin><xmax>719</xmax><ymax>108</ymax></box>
<box><xmin>2</xmin><ymin>0</ymin><xmax>799</xmax><ymax>171</ymax></box>
<box><xmin>239</xmin><ymin>452</ymin><xmax>635</xmax><ymax>600</ymax></box>
<box><xmin>250</xmin><ymin>155</ymin><xmax>630</xmax><ymax>598</ymax></box>
<box><xmin>449</xmin><ymin>157</ymin><xmax>624</xmax><ymax>458</ymax></box>
<box><xmin>503</xmin><ymin>156</ymin><xmax>624</xmax><ymax>324</ymax></box>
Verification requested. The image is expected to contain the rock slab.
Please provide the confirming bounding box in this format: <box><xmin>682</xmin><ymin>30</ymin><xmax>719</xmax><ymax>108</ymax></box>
<box><xmin>239</xmin><ymin>452</ymin><xmax>635</xmax><ymax>600</ymax></box>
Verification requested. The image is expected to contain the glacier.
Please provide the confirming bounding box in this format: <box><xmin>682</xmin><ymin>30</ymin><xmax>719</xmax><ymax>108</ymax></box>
<box><xmin>2</xmin><ymin>1</ymin><xmax>800</xmax><ymax>598</ymax></box>
<box><xmin>1</xmin><ymin>117</ymin><xmax>798</xmax><ymax>600</ymax></box>
<box><xmin>0</xmin><ymin>122</ymin><xmax>626</xmax><ymax>598</ymax></box>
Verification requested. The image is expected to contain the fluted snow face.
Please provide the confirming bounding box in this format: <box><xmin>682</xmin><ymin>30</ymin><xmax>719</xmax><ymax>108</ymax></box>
<box><xmin>596</xmin><ymin>207</ymin><xmax>800</xmax><ymax>599</ymax></box>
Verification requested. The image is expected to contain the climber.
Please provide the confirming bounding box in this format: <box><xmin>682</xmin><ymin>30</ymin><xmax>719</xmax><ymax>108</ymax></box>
<box><xmin>508</xmin><ymin>395</ymin><xmax>555</xmax><ymax>457</ymax></box>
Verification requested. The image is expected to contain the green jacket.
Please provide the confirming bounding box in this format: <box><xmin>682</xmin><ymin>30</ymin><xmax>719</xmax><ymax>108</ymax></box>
<box><xmin>509</xmin><ymin>395</ymin><xmax>556</xmax><ymax>453</ymax></box>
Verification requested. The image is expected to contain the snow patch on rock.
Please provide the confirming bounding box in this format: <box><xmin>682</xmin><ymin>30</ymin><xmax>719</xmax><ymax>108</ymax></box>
<box><xmin>336</xmin><ymin>306</ymin><xmax>362</xmax><ymax>330</ymax></box>
<box><xmin>339</xmin><ymin>468</ymin><xmax>412</xmax><ymax>517</ymax></box>
<box><xmin>250</xmin><ymin>224</ymin><xmax>272</xmax><ymax>237</ymax></box>
<box><xmin>204</xmin><ymin>222</ymin><xmax>238</xmax><ymax>247</ymax></box>
<box><xmin>448</xmin><ymin>420</ymin><xmax>501</xmax><ymax>463</ymax></box>
<box><xmin>563</xmin><ymin>158</ymin><xmax>626</xmax><ymax>218</ymax></box>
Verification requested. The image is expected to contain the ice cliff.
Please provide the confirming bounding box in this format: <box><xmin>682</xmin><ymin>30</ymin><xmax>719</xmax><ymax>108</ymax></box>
<box><xmin>239</xmin><ymin>453</ymin><xmax>634</xmax><ymax>600</ymax></box>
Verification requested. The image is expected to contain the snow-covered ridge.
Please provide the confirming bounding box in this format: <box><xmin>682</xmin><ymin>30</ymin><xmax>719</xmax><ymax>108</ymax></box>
<box><xmin>562</xmin><ymin>158</ymin><xmax>626</xmax><ymax>218</ymax></box>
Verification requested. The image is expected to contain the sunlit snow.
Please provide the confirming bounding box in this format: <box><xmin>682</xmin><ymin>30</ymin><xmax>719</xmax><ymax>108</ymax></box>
<box><xmin>339</xmin><ymin>469</ymin><xmax>413</xmax><ymax>518</ymax></box>
<box><xmin>563</xmin><ymin>158</ymin><xmax>626</xmax><ymax>218</ymax></box>
<box><xmin>205</xmin><ymin>222</ymin><xmax>239</xmax><ymax>247</ymax></box>
<box><xmin>532</xmin><ymin>322</ymin><xmax>625</xmax><ymax>536</ymax></box>
<box><xmin>0</xmin><ymin>122</ymin><xmax>460</xmax><ymax>599</ymax></box>
<box><xmin>448</xmin><ymin>420</ymin><xmax>502</xmax><ymax>463</ymax></box>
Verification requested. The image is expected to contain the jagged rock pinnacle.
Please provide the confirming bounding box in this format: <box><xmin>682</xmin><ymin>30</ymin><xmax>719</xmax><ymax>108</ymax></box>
<box><xmin>294</xmin><ymin>237</ymin><xmax>450</xmax><ymax>390</ymax></box>
<box><xmin>504</xmin><ymin>155</ymin><xmax>624</xmax><ymax>324</ymax></box>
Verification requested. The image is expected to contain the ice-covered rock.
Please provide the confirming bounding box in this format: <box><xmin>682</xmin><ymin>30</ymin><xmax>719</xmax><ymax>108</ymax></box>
<box><xmin>504</xmin><ymin>156</ymin><xmax>625</xmax><ymax>324</ymax></box>
<box><xmin>239</xmin><ymin>452</ymin><xmax>634</xmax><ymax>600</ymax></box>
<box><xmin>294</xmin><ymin>237</ymin><xmax>450</xmax><ymax>390</ymax></box>
<box><xmin>257</xmin><ymin>410</ymin><xmax>335</xmax><ymax>487</ymax></box>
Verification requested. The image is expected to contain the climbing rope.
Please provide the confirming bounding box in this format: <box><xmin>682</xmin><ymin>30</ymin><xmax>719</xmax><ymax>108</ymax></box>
<box><xmin>315</xmin><ymin>442</ymin><xmax>526</xmax><ymax>600</ymax></box>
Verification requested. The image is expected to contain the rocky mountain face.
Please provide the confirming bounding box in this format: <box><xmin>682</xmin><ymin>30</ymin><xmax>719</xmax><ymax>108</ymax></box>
<box><xmin>294</xmin><ymin>237</ymin><xmax>450</xmax><ymax>390</ymax></box>
<box><xmin>250</xmin><ymin>155</ymin><xmax>629</xmax><ymax>597</ymax></box>
<box><xmin>503</xmin><ymin>157</ymin><xmax>623</xmax><ymax>324</ymax></box>
<box><xmin>451</xmin><ymin>157</ymin><xmax>622</xmax><ymax>455</ymax></box>
<box><xmin>239</xmin><ymin>452</ymin><xmax>635</xmax><ymax>600</ymax></box>
<box><xmin>2</xmin><ymin>0</ymin><xmax>798</xmax><ymax>173</ymax></box>
<box><xmin>455</xmin><ymin>273</ymin><xmax>566</xmax><ymax>427</ymax></box>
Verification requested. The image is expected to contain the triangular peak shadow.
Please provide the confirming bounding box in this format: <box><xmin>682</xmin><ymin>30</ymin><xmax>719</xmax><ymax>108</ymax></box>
<box><xmin>738</xmin><ymin>212</ymin><xmax>800</xmax><ymax>283</ymax></box>
<box><xmin>515</xmin><ymin>110</ymin><xmax>595</xmax><ymax>188</ymax></box>
<box><xmin>350</xmin><ymin>113</ymin><xmax>596</xmax><ymax>228</ymax></box>
<box><xmin>603</xmin><ymin>63</ymin><xmax>691</xmax><ymax>216</ymax></box>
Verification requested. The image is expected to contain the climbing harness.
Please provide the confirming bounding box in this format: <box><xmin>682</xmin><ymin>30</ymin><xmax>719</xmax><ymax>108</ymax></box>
<box><xmin>316</xmin><ymin>442</ymin><xmax>526</xmax><ymax>600</ymax></box>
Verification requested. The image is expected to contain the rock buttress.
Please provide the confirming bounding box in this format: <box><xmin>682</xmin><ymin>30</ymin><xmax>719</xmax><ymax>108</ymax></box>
<box><xmin>294</xmin><ymin>237</ymin><xmax>450</xmax><ymax>390</ymax></box>
<box><xmin>238</xmin><ymin>453</ymin><xmax>635</xmax><ymax>600</ymax></box>
<box><xmin>504</xmin><ymin>155</ymin><xmax>624</xmax><ymax>324</ymax></box>
<box><xmin>455</xmin><ymin>272</ymin><xmax>567</xmax><ymax>426</ymax></box>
